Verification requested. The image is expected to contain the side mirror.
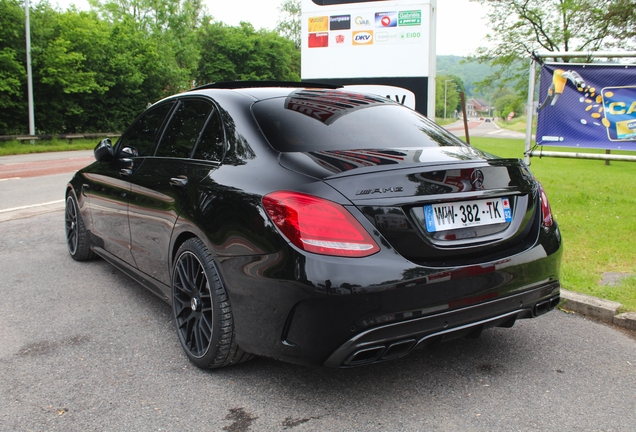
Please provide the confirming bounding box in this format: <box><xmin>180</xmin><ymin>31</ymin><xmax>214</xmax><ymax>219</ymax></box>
<box><xmin>94</xmin><ymin>138</ymin><xmax>114</xmax><ymax>162</ymax></box>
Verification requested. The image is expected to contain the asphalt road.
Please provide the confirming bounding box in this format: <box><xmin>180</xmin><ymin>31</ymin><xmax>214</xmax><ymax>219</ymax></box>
<box><xmin>0</xmin><ymin>150</ymin><xmax>93</xmax><ymax>213</ymax></box>
<box><xmin>445</xmin><ymin>119</ymin><xmax>528</xmax><ymax>140</ymax></box>
<box><xmin>1</xmin><ymin>152</ymin><xmax>635</xmax><ymax>431</ymax></box>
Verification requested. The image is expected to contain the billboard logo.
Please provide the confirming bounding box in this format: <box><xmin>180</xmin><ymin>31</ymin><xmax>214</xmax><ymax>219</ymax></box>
<box><xmin>308</xmin><ymin>16</ymin><xmax>328</xmax><ymax>32</ymax></box>
<box><xmin>330</xmin><ymin>15</ymin><xmax>350</xmax><ymax>31</ymax></box>
<box><xmin>330</xmin><ymin>32</ymin><xmax>350</xmax><ymax>47</ymax></box>
<box><xmin>353</xmin><ymin>31</ymin><xmax>373</xmax><ymax>45</ymax></box>
<box><xmin>602</xmin><ymin>86</ymin><xmax>636</xmax><ymax>140</ymax></box>
<box><xmin>616</xmin><ymin>120</ymin><xmax>636</xmax><ymax>139</ymax></box>
<box><xmin>398</xmin><ymin>10</ymin><xmax>422</xmax><ymax>26</ymax></box>
<box><xmin>375</xmin><ymin>12</ymin><xmax>397</xmax><ymax>28</ymax></box>
<box><xmin>354</xmin><ymin>16</ymin><xmax>371</xmax><ymax>27</ymax></box>
<box><xmin>399</xmin><ymin>30</ymin><xmax>421</xmax><ymax>43</ymax></box>
<box><xmin>375</xmin><ymin>32</ymin><xmax>397</xmax><ymax>44</ymax></box>
<box><xmin>308</xmin><ymin>32</ymin><xmax>329</xmax><ymax>48</ymax></box>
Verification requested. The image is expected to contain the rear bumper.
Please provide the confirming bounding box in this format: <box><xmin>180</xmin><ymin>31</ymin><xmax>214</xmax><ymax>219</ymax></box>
<box><xmin>217</xmin><ymin>224</ymin><xmax>563</xmax><ymax>367</ymax></box>
<box><xmin>324</xmin><ymin>281</ymin><xmax>560</xmax><ymax>367</ymax></box>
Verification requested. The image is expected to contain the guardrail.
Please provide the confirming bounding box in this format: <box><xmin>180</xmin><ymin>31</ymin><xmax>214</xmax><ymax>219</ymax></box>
<box><xmin>0</xmin><ymin>133</ymin><xmax>121</xmax><ymax>144</ymax></box>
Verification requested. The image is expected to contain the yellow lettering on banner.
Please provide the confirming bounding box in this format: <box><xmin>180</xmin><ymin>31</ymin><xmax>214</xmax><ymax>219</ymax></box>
<box><xmin>609</xmin><ymin>102</ymin><xmax>626</xmax><ymax>115</ymax></box>
<box><xmin>609</xmin><ymin>101</ymin><xmax>636</xmax><ymax>115</ymax></box>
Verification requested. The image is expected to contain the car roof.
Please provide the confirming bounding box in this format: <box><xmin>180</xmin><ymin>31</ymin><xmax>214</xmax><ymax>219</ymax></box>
<box><xmin>189</xmin><ymin>81</ymin><xmax>342</xmax><ymax>91</ymax></box>
<box><xmin>186</xmin><ymin>81</ymin><xmax>344</xmax><ymax>101</ymax></box>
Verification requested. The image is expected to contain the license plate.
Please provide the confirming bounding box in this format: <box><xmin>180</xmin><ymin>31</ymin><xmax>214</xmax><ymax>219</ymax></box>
<box><xmin>424</xmin><ymin>197</ymin><xmax>512</xmax><ymax>232</ymax></box>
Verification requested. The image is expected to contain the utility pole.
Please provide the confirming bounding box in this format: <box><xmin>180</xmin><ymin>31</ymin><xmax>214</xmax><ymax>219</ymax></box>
<box><xmin>25</xmin><ymin>0</ymin><xmax>36</xmax><ymax>136</ymax></box>
<box><xmin>444</xmin><ymin>79</ymin><xmax>454</xmax><ymax>119</ymax></box>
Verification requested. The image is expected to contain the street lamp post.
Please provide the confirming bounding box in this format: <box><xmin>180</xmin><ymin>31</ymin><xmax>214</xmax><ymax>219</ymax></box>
<box><xmin>444</xmin><ymin>79</ymin><xmax>454</xmax><ymax>119</ymax></box>
<box><xmin>25</xmin><ymin>0</ymin><xmax>35</xmax><ymax>136</ymax></box>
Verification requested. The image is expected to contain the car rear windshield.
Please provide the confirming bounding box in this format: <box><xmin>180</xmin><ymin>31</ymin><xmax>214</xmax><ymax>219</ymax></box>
<box><xmin>251</xmin><ymin>89</ymin><xmax>468</xmax><ymax>153</ymax></box>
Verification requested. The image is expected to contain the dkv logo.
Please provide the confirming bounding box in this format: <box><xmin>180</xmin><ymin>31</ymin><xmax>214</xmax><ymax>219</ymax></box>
<box><xmin>353</xmin><ymin>31</ymin><xmax>373</xmax><ymax>45</ymax></box>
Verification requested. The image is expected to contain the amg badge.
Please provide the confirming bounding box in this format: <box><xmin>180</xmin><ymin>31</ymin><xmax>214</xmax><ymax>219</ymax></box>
<box><xmin>356</xmin><ymin>186</ymin><xmax>404</xmax><ymax>196</ymax></box>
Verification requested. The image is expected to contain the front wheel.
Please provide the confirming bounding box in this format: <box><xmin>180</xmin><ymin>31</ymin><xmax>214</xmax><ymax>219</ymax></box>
<box><xmin>172</xmin><ymin>238</ymin><xmax>252</xmax><ymax>369</ymax></box>
<box><xmin>65</xmin><ymin>193</ymin><xmax>96</xmax><ymax>261</ymax></box>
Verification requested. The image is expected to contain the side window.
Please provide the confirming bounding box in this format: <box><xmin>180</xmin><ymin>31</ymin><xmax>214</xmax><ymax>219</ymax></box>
<box><xmin>156</xmin><ymin>99</ymin><xmax>213</xmax><ymax>159</ymax></box>
<box><xmin>118</xmin><ymin>102</ymin><xmax>174</xmax><ymax>157</ymax></box>
<box><xmin>193</xmin><ymin>108</ymin><xmax>225</xmax><ymax>162</ymax></box>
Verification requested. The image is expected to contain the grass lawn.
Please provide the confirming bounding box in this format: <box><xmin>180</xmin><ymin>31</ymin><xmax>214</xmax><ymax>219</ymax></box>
<box><xmin>434</xmin><ymin>118</ymin><xmax>458</xmax><ymax>126</ymax></box>
<box><xmin>494</xmin><ymin>115</ymin><xmax>534</xmax><ymax>133</ymax></box>
<box><xmin>470</xmin><ymin>137</ymin><xmax>636</xmax><ymax>312</ymax></box>
<box><xmin>0</xmin><ymin>138</ymin><xmax>99</xmax><ymax>156</ymax></box>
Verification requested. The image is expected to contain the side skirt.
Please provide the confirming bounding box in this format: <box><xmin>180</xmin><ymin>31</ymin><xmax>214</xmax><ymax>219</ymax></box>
<box><xmin>92</xmin><ymin>246</ymin><xmax>171</xmax><ymax>303</ymax></box>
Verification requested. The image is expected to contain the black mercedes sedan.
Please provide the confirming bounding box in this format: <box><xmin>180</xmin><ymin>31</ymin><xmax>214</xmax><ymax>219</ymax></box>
<box><xmin>65</xmin><ymin>82</ymin><xmax>562</xmax><ymax>369</ymax></box>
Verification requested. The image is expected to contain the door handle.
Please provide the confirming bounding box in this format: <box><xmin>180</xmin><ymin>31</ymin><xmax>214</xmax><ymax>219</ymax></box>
<box><xmin>119</xmin><ymin>168</ymin><xmax>132</xmax><ymax>177</ymax></box>
<box><xmin>169</xmin><ymin>176</ymin><xmax>188</xmax><ymax>187</ymax></box>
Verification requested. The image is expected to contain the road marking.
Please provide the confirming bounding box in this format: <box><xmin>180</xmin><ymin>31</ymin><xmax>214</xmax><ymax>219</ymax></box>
<box><xmin>0</xmin><ymin>200</ymin><xmax>64</xmax><ymax>214</ymax></box>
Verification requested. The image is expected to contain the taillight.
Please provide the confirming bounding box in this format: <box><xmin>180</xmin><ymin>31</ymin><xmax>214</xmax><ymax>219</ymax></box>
<box><xmin>262</xmin><ymin>191</ymin><xmax>380</xmax><ymax>257</ymax></box>
<box><xmin>538</xmin><ymin>183</ymin><xmax>554</xmax><ymax>228</ymax></box>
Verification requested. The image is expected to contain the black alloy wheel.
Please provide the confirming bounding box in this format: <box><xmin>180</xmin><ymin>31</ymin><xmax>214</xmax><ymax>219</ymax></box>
<box><xmin>65</xmin><ymin>193</ymin><xmax>95</xmax><ymax>261</ymax></box>
<box><xmin>172</xmin><ymin>238</ymin><xmax>252</xmax><ymax>369</ymax></box>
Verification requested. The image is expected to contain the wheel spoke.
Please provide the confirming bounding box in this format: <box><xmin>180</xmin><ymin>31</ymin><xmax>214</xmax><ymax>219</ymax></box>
<box><xmin>200</xmin><ymin>310</ymin><xmax>212</xmax><ymax>340</ymax></box>
<box><xmin>186</xmin><ymin>255</ymin><xmax>198</xmax><ymax>290</ymax></box>
<box><xmin>174</xmin><ymin>262</ymin><xmax>191</xmax><ymax>294</ymax></box>
<box><xmin>173</xmin><ymin>296</ymin><xmax>190</xmax><ymax>318</ymax></box>
<box><xmin>193</xmin><ymin>321</ymin><xmax>203</xmax><ymax>353</ymax></box>
<box><xmin>177</xmin><ymin>260</ymin><xmax>193</xmax><ymax>292</ymax></box>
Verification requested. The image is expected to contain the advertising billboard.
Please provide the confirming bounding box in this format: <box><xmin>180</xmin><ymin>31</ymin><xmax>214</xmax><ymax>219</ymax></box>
<box><xmin>301</xmin><ymin>0</ymin><xmax>436</xmax><ymax>116</ymax></box>
<box><xmin>536</xmin><ymin>63</ymin><xmax>636</xmax><ymax>151</ymax></box>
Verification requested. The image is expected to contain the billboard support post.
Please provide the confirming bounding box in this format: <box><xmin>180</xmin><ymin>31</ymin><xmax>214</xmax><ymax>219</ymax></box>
<box><xmin>523</xmin><ymin>58</ymin><xmax>537</xmax><ymax>165</ymax></box>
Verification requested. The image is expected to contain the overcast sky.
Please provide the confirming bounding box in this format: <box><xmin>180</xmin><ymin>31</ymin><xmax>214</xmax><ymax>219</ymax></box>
<box><xmin>53</xmin><ymin>0</ymin><xmax>490</xmax><ymax>56</ymax></box>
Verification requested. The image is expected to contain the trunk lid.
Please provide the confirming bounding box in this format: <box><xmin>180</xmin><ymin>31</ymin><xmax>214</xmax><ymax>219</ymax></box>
<box><xmin>280</xmin><ymin>147</ymin><xmax>540</xmax><ymax>266</ymax></box>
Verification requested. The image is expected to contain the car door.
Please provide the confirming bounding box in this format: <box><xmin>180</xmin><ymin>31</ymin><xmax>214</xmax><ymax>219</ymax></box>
<box><xmin>85</xmin><ymin>101</ymin><xmax>175</xmax><ymax>266</ymax></box>
<box><xmin>127</xmin><ymin>98</ymin><xmax>224</xmax><ymax>285</ymax></box>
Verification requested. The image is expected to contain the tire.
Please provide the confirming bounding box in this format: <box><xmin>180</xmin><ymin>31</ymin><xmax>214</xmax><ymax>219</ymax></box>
<box><xmin>172</xmin><ymin>238</ymin><xmax>253</xmax><ymax>369</ymax></box>
<box><xmin>65</xmin><ymin>192</ymin><xmax>96</xmax><ymax>261</ymax></box>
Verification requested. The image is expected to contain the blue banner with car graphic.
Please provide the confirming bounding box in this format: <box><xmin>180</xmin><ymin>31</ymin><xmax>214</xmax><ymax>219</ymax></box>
<box><xmin>536</xmin><ymin>63</ymin><xmax>636</xmax><ymax>150</ymax></box>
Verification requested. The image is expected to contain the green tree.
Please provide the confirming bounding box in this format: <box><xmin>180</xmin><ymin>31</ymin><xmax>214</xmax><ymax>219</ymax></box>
<box><xmin>276</xmin><ymin>0</ymin><xmax>301</xmax><ymax>49</ymax></box>
<box><xmin>89</xmin><ymin>0</ymin><xmax>204</xmax><ymax>91</ymax></box>
<box><xmin>0</xmin><ymin>0</ymin><xmax>28</xmax><ymax>134</ymax></box>
<box><xmin>90</xmin><ymin>15</ymin><xmax>175</xmax><ymax>131</ymax></box>
<box><xmin>30</xmin><ymin>6</ymin><xmax>110</xmax><ymax>132</ymax></box>
<box><xmin>470</xmin><ymin>0</ymin><xmax>635</xmax><ymax>94</ymax></box>
<box><xmin>492</xmin><ymin>89</ymin><xmax>525</xmax><ymax>120</ymax></box>
<box><xmin>196</xmin><ymin>21</ymin><xmax>300</xmax><ymax>84</ymax></box>
<box><xmin>607</xmin><ymin>1</ymin><xmax>636</xmax><ymax>37</ymax></box>
<box><xmin>435</xmin><ymin>75</ymin><xmax>461</xmax><ymax>118</ymax></box>
<box><xmin>0</xmin><ymin>0</ymin><xmax>303</xmax><ymax>135</ymax></box>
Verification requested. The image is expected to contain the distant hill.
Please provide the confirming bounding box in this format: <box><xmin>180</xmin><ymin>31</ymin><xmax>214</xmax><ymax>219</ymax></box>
<box><xmin>436</xmin><ymin>55</ymin><xmax>497</xmax><ymax>96</ymax></box>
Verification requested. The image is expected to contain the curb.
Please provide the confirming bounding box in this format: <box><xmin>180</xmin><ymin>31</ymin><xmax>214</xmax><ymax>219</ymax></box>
<box><xmin>560</xmin><ymin>289</ymin><xmax>636</xmax><ymax>332</ymax></box>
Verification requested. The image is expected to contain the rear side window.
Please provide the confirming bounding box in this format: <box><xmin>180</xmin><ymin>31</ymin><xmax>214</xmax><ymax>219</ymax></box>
<box><xmin>157</xmin><ymin>99</ymin><xmax>213</xmax><ymax>158</ymax></box>
<box><xmin>192</xmin><ymin>109</ymin><xmax>225</xmax><ymax>162</ymax></box>
<box><xmin>118</xmin><ymin>102</ymin><xmax>175</xmax><ymax>157</ymax></box>
<box><xmin>252</xmin><ymin>89</ymin><xmax>467</xmax><ymax>152</ymax></box>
